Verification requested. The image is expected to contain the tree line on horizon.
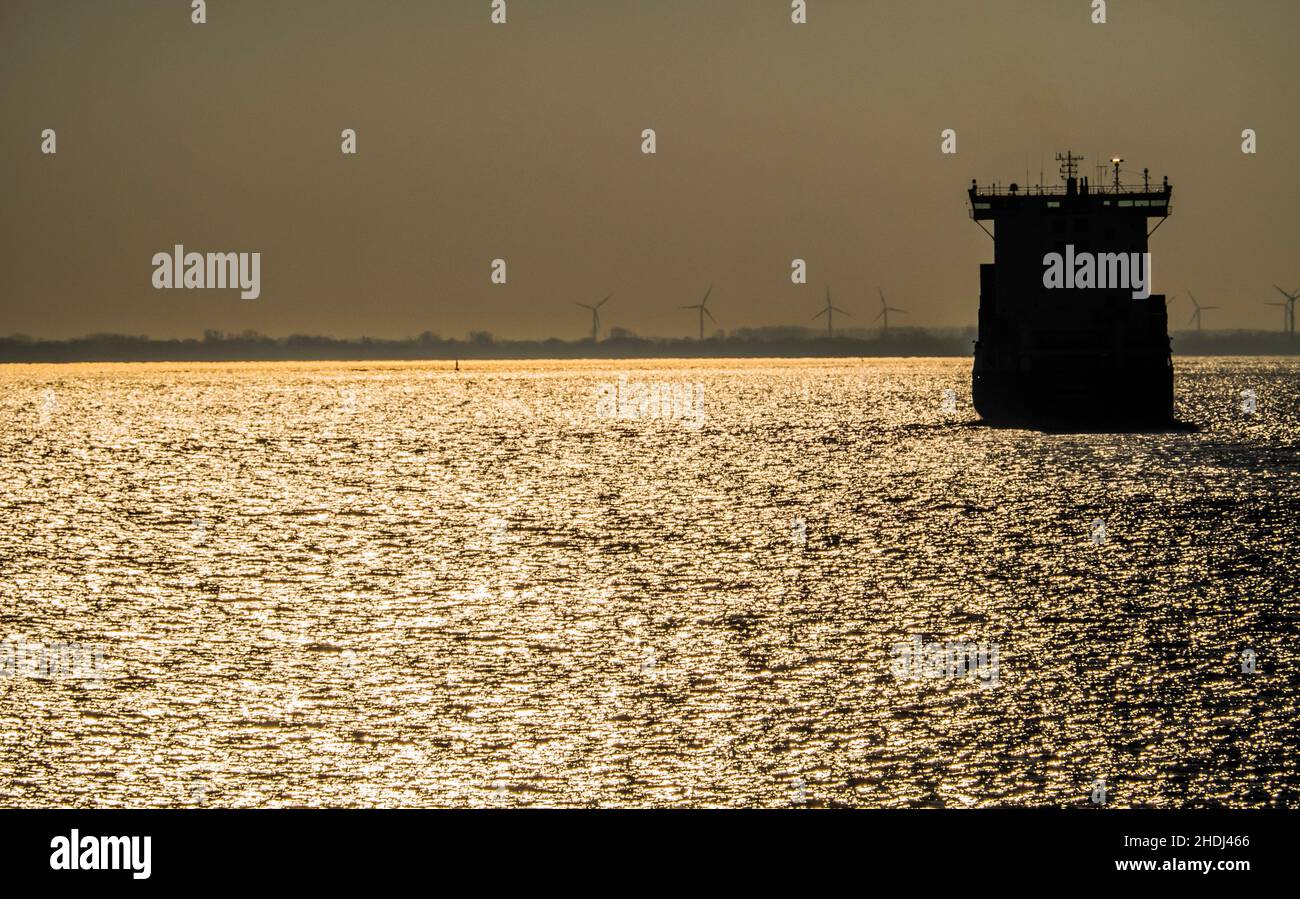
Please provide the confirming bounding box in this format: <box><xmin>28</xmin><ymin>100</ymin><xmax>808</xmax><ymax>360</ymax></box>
<box><xmin>0</xmin><ymin>326</ymin><xmax>1295</xmax><ymax>362</ymax></box>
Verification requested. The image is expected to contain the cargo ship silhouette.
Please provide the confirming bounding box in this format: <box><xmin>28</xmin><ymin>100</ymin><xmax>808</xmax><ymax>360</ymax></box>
<box><xmin>969</xmin><ymin>152</ymin><xmax>1174</xmax><ymax>425</ymax></box>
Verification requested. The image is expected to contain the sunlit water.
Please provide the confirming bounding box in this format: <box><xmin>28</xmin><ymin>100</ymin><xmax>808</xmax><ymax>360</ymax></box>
<box><xmin>1</xmin><ymin>357</ymin><xmax>1297</xmax><ymax>808</ymax></box>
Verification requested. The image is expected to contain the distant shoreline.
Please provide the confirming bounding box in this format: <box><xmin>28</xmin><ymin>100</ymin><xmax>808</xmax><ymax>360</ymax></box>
<box><xmin>1</xmin><ymin>330</ymin><xmax>1296</xmax><ymax>363</ymax></box>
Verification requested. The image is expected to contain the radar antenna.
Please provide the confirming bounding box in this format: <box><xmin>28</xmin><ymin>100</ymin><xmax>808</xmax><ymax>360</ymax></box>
<box><xmin>1056</xmin><ymin>151</ymin><xmax>1081</xmax><ymax>182</ymax></box>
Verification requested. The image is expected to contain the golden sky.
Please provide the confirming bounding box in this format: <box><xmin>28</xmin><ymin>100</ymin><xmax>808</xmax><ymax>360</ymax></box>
<box><xmin>3</xmin><ymin>0</ymin><xmax>1297</xmax><ymax>338</ymax></box>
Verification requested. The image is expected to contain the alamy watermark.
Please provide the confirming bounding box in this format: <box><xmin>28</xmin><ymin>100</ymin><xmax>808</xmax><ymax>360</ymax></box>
<box><xmin>49</xmin><ymin>830</ymin><xmax>151</xmax><ymax>880</ymax></box>
<box><xmin>595</xmin><ymin>374</ymin><xmax>705</xmax><ymax>429</ymax></box>
<box><xmin>1043</xmin><ymin>245</ymin><xmax>1151</xmax><ymax>299</ymax></box>
<box><xmin>37</xmin><ymin>388</ymin><xmax>57</xmax><ymax>427</ymax></box>
<box><xmin>2</xmin><ymin>638</ymin><xmax>105</xmax><ymax>685</ymax></box>
<box><xmin>151</xmin><ymin>244</ymin><xmax>260</xmax><ymax>300</ymax></box>
<box><xmin>1091</xmin><ymin>777</ymin><xmax>1107</xmax><ymax>805</ymax></box>
<box><xmin>890</xmin><ymin>635</ymin><xmax>1000</xmax><ymax>689</ymax></box>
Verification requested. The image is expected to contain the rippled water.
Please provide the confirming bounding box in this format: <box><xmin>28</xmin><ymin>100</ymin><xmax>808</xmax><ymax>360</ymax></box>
<box><xmin>1</xmin><ymin>357</ymin><xmax>1297</xmax><ymax>808</ymax></box>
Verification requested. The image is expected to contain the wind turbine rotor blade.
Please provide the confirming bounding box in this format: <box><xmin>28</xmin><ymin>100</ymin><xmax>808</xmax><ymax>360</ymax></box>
<box><xmin>702</xmin><ymin>286</ymin><xmax>713</xmax><ymax>305</ymax></box>
<box><xmin>597</xmin><ymin>295</ymin><xmax>612</xmax><ymax>307</ymax></box>
<box><xmin>873</xmin><ymin>310</ymin><xmax>884</xmax><ymax>323</ymax></box>
<box><xmin>704</xmin><ymin>309</ymin><xmax>716</xmax><ymax>324</ymax></box>
<box><xmin>1188</xmin><ymin>312</ymin><xmax>1197</xmax><ymax>325</ymax></box>
<box><xmin>831</xmin><ymin>307</ymin><xmax>850</xmax><ymax>316</ymax></box>
<box><xmin>813</xmin><ymin>309</ymin><xmax>827</xmax><ymax>320</ymax></box>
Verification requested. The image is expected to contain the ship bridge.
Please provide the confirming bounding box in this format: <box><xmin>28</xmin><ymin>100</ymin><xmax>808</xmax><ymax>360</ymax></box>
<box><xmin>969</xmin><ymin>151</ymin><xmax>1173</xmax><ymax>223</ymax></box>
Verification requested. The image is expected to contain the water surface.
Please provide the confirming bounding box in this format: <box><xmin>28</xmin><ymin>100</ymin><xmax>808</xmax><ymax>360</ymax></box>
<box><xmin>1</xmin><ymin>358</ymin><xmax>1296</xmax><ymax>807</ymax></box>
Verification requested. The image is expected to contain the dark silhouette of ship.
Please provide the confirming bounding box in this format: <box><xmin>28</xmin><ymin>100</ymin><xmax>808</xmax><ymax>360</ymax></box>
<box><xmin>969</xmin><ymin>152</ymin><xmax>1174</xmax><ymax>425</ymax></box>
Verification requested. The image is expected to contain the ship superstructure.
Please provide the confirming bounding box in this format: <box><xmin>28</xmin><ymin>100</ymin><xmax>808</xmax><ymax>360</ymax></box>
<box><xmin>969</xmin><ymin>152</ymin><xmax>1174</xmax><ymax>423</ymax></box>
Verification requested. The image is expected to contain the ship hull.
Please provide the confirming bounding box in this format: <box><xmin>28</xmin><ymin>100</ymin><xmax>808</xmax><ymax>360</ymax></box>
<box><xmin>972</xmin><ymin>361</ymin><xmax>1173</xmax><ymax>425</ymax></box>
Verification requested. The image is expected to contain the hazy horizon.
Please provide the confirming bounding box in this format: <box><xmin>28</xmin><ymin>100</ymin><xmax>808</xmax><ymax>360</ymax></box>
<box><xmin>4</xmin><ymin>0</ymin><xmax>1298</xmax><ymax>340</ymax></box>
<box><xmin>2</xmin><ymin>323</ymin><xmax>1293</xmax><ymax>367</ymax></box>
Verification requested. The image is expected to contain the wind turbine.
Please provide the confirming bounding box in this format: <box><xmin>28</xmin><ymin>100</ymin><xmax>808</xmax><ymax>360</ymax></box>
<box><xmin>1187</xmin><ymin>291</ymin><xmax>1217</xmax><ymax>332</ymax></box>
<box><xmin>575</xmin><ymin>294</ymin><xmax>610</xmax><ymax>341</ymax></box>
<box><xmin>874</xmin><ymin>288</ymin><xmax>906</xmax><ymax>334</ymax></box>
<box><xmin>812</xmin><ymin>286</ymin><xmax>850</xmax><ymax>338</ymax></box>
<box><xmin>681</xmin><ymin>286</ymin><xmax>716</xmax><ymax>340</ymax></box>
<box><xmin>1268</xmin><ymin>284</ymin><xmax>1298</xmax><ymax>338</ymax></box>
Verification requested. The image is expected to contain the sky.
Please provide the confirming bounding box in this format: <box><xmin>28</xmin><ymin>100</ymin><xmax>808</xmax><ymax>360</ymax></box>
<box><xmin>2</xmin><ymin>0</ymin><xmax>1297</xmax><ymax>339</ymax></box>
